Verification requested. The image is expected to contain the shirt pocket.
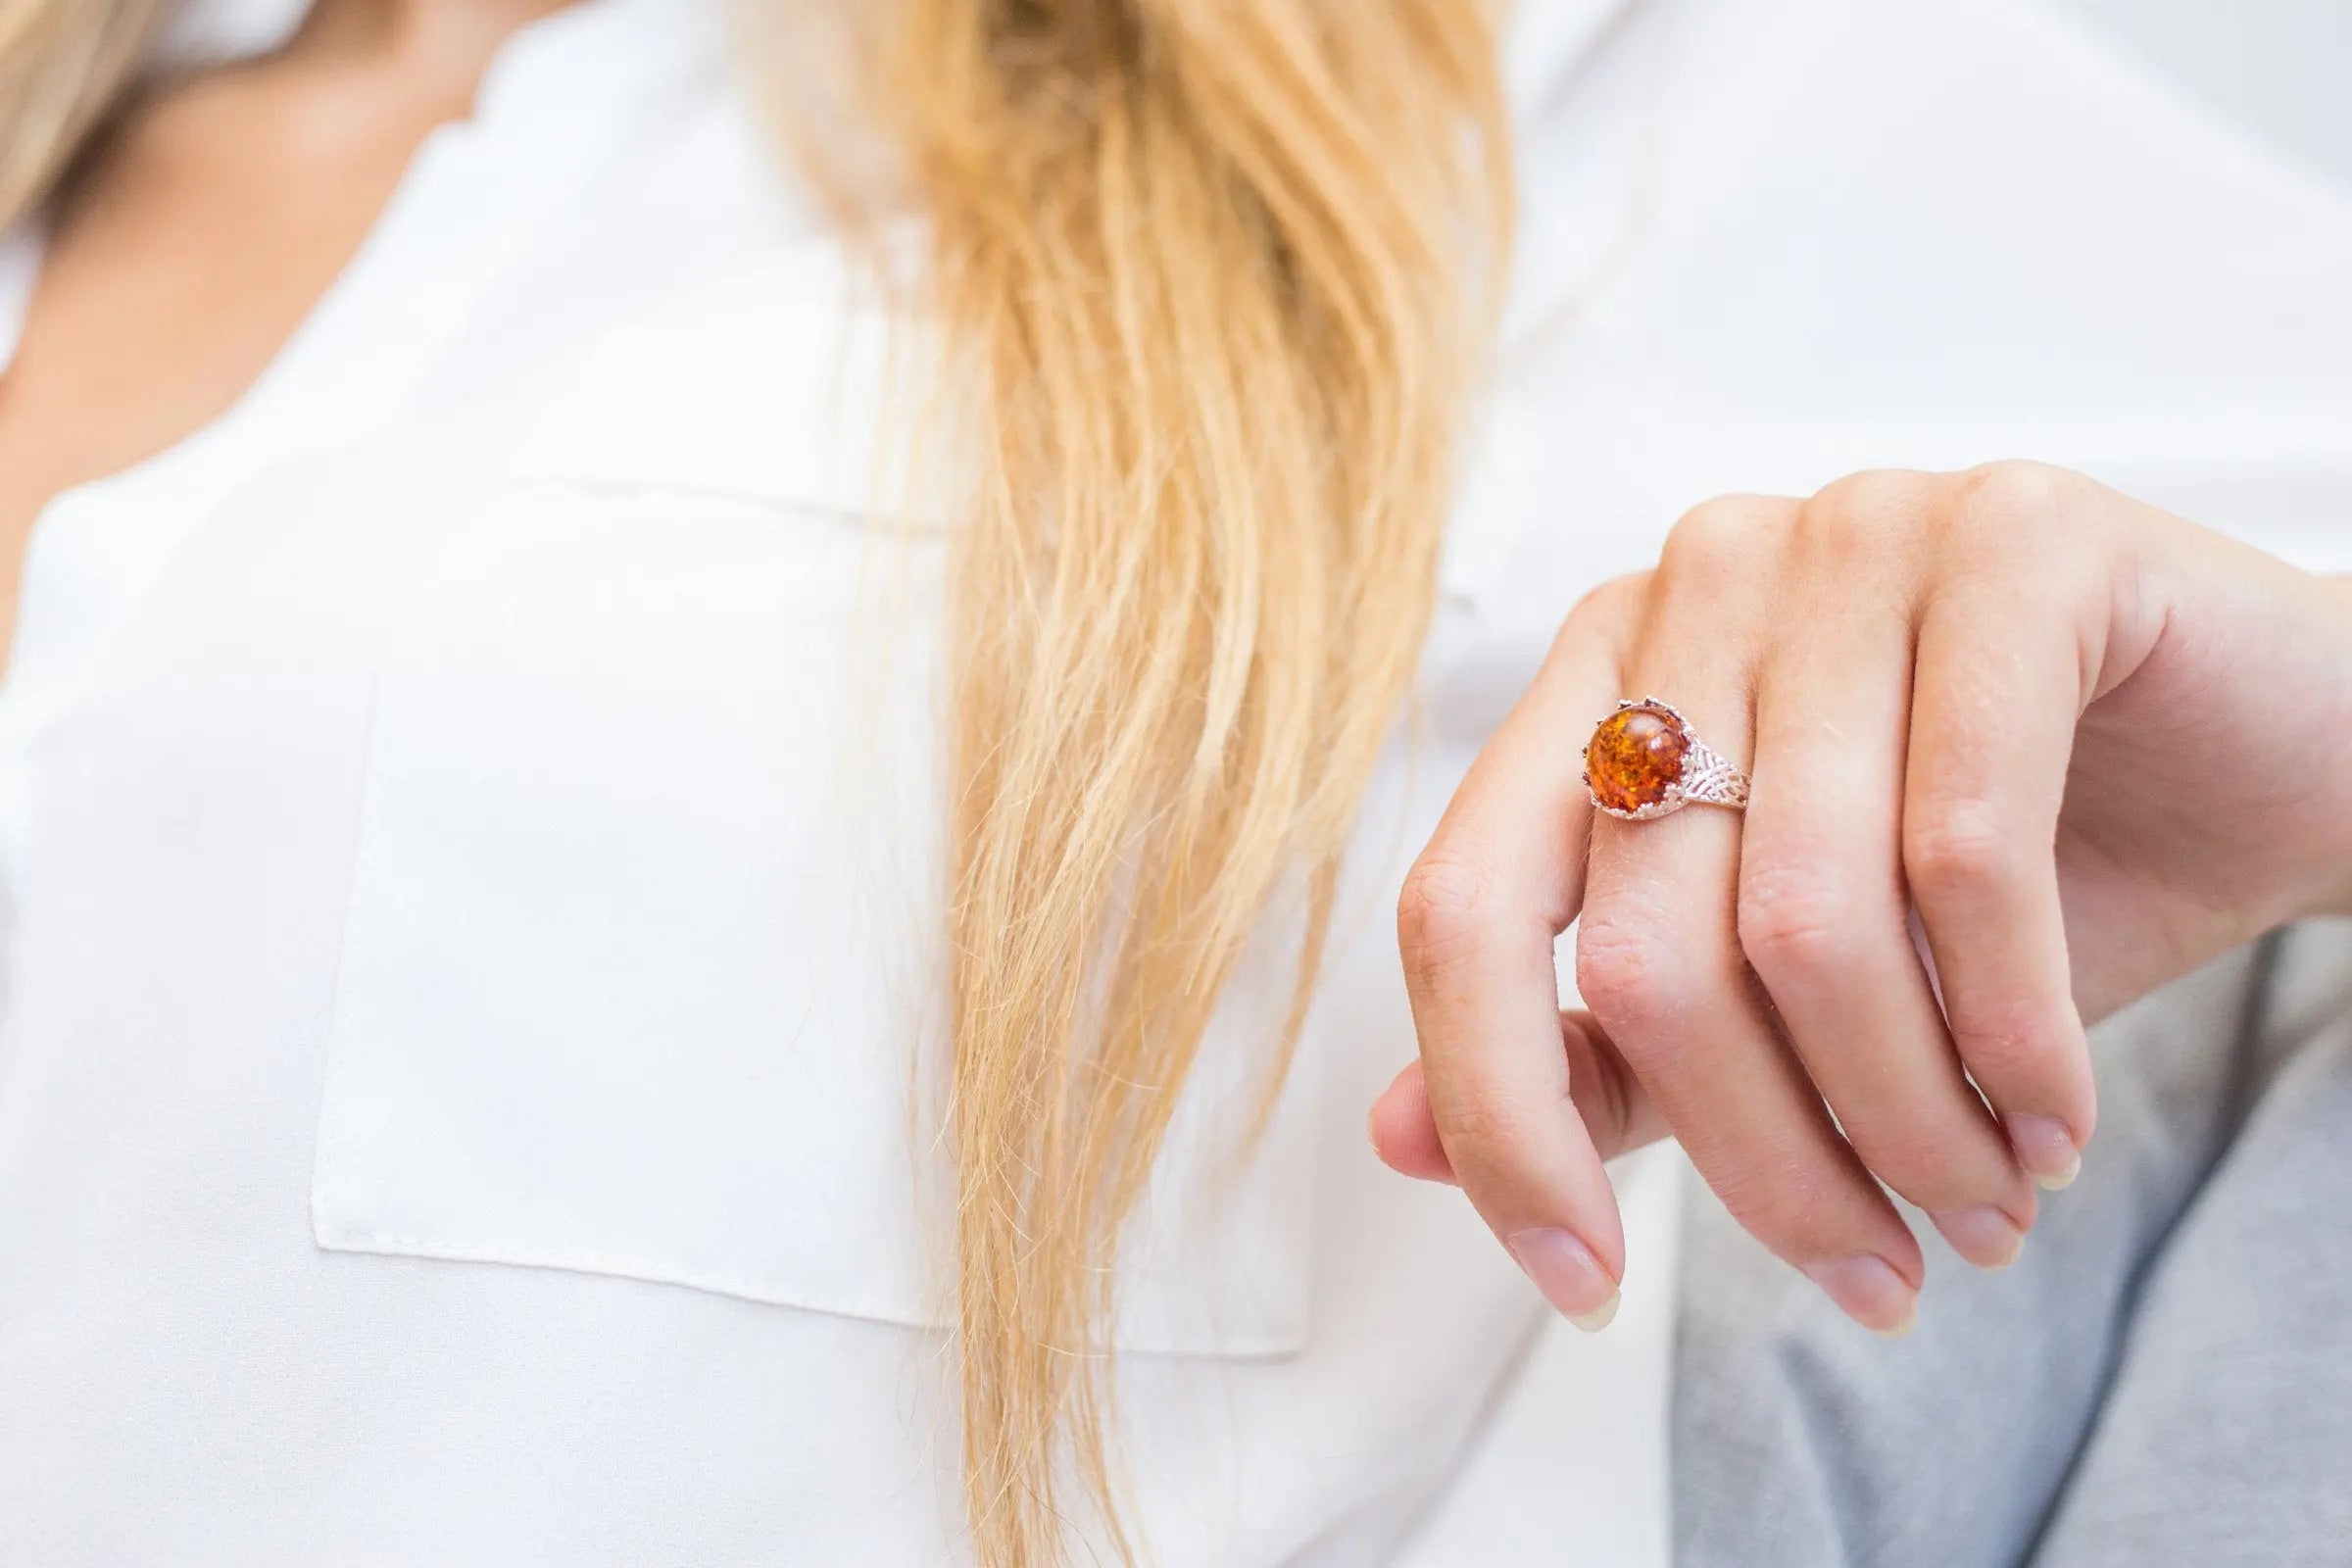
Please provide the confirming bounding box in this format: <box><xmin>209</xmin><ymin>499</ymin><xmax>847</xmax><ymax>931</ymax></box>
<box><xmin>310</xmin><ymin>265</ymin><xmax>1319</xmax><ymax>1358</ymax></box>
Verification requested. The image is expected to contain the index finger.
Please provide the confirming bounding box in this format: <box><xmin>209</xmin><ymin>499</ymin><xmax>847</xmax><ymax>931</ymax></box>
<box><xmin>1396</xmin><ymin>574</ymin><xmax>1642</xmax><ymax>1329</ymax></box>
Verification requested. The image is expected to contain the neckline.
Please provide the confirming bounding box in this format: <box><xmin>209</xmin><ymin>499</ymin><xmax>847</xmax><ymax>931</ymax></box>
<box><xmin>0</xmin><ymin>0</ymin><xmax>717</xmax><ymax>366</ymax></box>
<box><xmin>0</xmin><ymin>0</ymin><xmax>718</xmax><ymax>727</ymax></box>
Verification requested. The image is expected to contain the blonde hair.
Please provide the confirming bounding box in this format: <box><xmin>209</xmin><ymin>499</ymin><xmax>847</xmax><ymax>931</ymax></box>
<box><xmin>0</xmin><ymin>0</ymin><xmax>164</xmax><ymax>220</ymax></box>
<box><xmin>3</xmin><ymin>3</ymin><xmax>1512</xmax><ymax>1562</ymax></box>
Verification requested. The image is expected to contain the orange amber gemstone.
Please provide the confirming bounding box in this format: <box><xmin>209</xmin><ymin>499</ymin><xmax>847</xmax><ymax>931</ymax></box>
<box><xmin>1586</xmin><ymin>705</ymin><xmax>1689</xmax><ymax>814</ymax></box>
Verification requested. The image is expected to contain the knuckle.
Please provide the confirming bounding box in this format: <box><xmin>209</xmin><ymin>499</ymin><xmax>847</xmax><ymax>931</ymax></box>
<box><xmin>1738</xmin><ymin>862</ymin><xmax>1873</xmax><ymax>980</ymax></box>
<box><xmin>1427</xmin><ymin>1091</ymin><xmax>1541</xmax><ymax>1175</ymax></box>
<box><xmin>1704</xmin><ymin>1148</ymin><xmax>1844</xmax><ymax>1251</ymax></box>
<box><xmin>1572</xmin><ymin>904</ymin><xmax>1687</xmax><ymax>1038</ymax></box>
<box><xmin>1842</xmin><ymin>1120</ymin><xmax>1995</xmax><ymax>1210</ymax></box>
<box><xmin>1902</xmin><ymin>798</ymin><xmax>2024</xmax><ymax>903</ymax></box>
<box><xmin>1803</xmin><ymin>467</ymin><xmax>1942</xmax><ymax>543</ymax></box>
<box><xmin>1947</xmin><ymin>996</ymin><xmax>2079</xmax><ymax>1088</ymax></box>
<box><xmin>1951</xmin><ymin>458</ymin><xmax>2071</xmax><ymax>527</ymax></box>
<box><xmin>1563</xmin><ymin>569</ymin><xmax>1651</xmax><ymax>635</ymax></box>
<box><xmin>1545</xmin><ymin>570</ymin><xmax>1651</xmax><ymax>667</ymax></box>
<box><xmin>1396</xmin><ymin>851</ymin><xmax>1496</xmax><ymax>979</ymax></box>
<box><xmin>1659</xmin><ymin>495</ymin><xmax>1788</xmax><ymax>588</ymax></box>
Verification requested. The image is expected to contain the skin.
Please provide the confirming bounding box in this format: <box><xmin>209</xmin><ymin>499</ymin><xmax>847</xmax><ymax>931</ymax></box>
<box><xmin>1378</xmin><ymin>463</ymin><xmax>2352</xmax><ymax>1335</ymax></box>
<box><xmin>0</xmin><ymin>0</ymin><xmax>566</xmax><ymax>679</ymax></box>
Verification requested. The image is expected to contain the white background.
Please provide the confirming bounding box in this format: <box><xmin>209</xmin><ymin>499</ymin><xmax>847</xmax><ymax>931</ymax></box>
<box><xmin>2061</xmin><ymin>0</ymin><xmax>2352</xmax><ymax>184</ymax></box>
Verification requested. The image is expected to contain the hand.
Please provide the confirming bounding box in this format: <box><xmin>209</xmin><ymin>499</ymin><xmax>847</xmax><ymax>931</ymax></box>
<box><xmin>1373</xmin><ymin>462</ymin><xmax>2352</xmax><ymax>1333</ymax></box>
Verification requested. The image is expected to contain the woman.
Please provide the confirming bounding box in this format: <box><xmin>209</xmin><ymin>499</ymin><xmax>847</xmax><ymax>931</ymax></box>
<box><xmin>0</xmin><ymin>0</ymin><xmax>2345</xmax><ymax>1564</ymax></box>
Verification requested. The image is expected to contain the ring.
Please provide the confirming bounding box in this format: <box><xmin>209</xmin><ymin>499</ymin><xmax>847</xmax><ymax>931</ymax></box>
<box><xmin>1583</xmin><ymin>697</ymin><xmax>1750</xmax><ymax>820</ymax></box>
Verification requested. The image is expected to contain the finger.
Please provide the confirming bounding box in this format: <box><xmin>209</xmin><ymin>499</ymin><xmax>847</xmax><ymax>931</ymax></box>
<box><xmin>1369</xmin><ymin>1057</ymin><xmax>1454</xmax><ymax>1183</ymax></box>
<box><xmin>1578</xmin><ymin>499</ymin><xmax>1925</xmax><ymax>1335</ymax></box>
<box><xmin>1738</xmin><ymin>540</ymin><xmax>2036</xmax><ymax>1269</ymax></box>
<box><xmin>1397</xmin><ymin>577</ymin><xmax>1641</xmax><ymax>1330</ymax></box>
<box><xmin>1370</xmin><ymin>1009</ymin><xmax>1668</xmax><ymax>1183</ymax></box>
<box><xmin>1906</xmin><ymin>485</ymin><xmax>2101</xmax><ymax>1189</ymax></box>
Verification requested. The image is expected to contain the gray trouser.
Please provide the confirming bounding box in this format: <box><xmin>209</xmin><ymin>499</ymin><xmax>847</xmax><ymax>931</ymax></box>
<box><xmin>1671</xmin><ymin>921</ymin><xmax>2352</xmax><ymax>1568</ymax></box>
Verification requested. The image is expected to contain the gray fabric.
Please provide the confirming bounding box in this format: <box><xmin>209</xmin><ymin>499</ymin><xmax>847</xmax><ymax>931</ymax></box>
<box><xmin>1671</xmin><ymin>922</ymin><xmax>2352</xmax><ymax>1568</ymax></box>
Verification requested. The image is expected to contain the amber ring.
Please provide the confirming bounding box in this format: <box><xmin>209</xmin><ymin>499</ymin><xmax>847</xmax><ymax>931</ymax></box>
<box><xmin>1583</xmin><ymin>697</ymin><xmax>1750</xmax><ymax>821</ymax></box>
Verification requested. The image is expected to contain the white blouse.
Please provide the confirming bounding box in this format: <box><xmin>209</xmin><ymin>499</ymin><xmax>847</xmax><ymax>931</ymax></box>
<box><xmin>0</xmin><ymin>1</ymin><xmax>2347</xmax><ymax>1563</ymax></box>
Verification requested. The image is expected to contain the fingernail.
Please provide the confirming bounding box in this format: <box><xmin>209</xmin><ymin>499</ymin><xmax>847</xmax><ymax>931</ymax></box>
<box><xmin>2007</xmin><ymin>1114</ymin><xmax>2081</xmax><ymax>1191</ymax></box>
<box><xmin>1931</xmin><ymin>1204</ymin><xmax>2026</xmax><ymax>1270</ymax></box>
<box><xmin>1801</xmin><ymin>1255</ymin><xmax>1919</xmax><ymax>1338</ymax></box>
<box><xmin>1506</xmin><ymin>1227</ymin><xmax>1620</xmax><ymax>1333</ymax></box>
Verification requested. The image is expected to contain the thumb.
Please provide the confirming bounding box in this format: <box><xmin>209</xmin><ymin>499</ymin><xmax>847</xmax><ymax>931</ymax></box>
<box><xmin>1369</xmin><ymin>1009</ymin><xmax>1666</xmax><ymax>1184</ymax></box>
